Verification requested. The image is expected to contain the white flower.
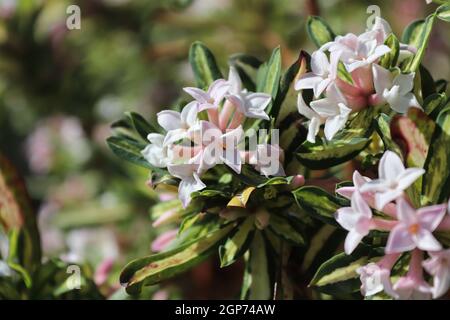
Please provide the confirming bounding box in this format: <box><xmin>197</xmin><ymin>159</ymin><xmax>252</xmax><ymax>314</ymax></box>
<box><xmin>360</xmin><ymin>151</ymin><xmax>425</xmax><ymax>210</ymax></box>
<box><xmin>225</xmin><ymin>67</ymin><xmax>272</xmax><ymax>120</ymax></box>
<box><xmin>167</xmin><ymin>162</ymin><xmax>206</xmax><ymax>208</ymax></box>
<box><xmin>141</xmin><ymin>133</ymin><xmax>173</xmax><ymax>168</ymax></box>
<box><xmin>324</xmin><ymin>32</ymin><xmax>391</xmax><ymax>72</ymax></box>
<box><xmin>297</xmin><ymin>84</ymin><xmax>351</xmax><ymax>143</ymax></box>
<box><xmin>372</xmin><ymin>64</ymin><xmax>421</xmax><ymax>113</ymax></box>
<box><xmin>357</xmin><ymin>262</ymin><xmax>397</xmax><ymax>298</ymax></box>
<box><xmin>297</xmin><ymin>94</ymin><xmax>323</xmax><ymax>143</ymax></box>
<box><xmin>192</xmin><ymin>120</ymin><xmax>244</xmax><ymax>174</ymax></box>
<box><xmin>183</xmin><ymin>79</ymin><xmax>230</xmax><ymax>111</ymax></box>
<box><xmin>385</xmin><ymin>198</ymin><xmax>445</xmax><ymax>254</ymax></box>
<box><xmin>335</xmin><ymin>191</ymin><xmax>373</xmax><ymax>254</ymax></box>
<box><xmin>423</xmin><ymin>249</ymin><xmax>450</xmax><ymax>299</ymax></box>
<box><xmin>157</xmin><ymin>101</ymin><xmax>199</xmax><ymax>146</ymax></box>
<box><xmin>295</xmin><ymin>50</ymin><xmax>340</xmax><ymax>98</ymax></box>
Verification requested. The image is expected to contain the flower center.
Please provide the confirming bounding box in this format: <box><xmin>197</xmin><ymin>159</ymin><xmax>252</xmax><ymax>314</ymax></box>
<box><xmin>408</xmin><ymin>223</ymin><xmax>420</xmax><ymax>235</ymax></box>
<box><xmin>207</xmin><ymin>98</ymin><xmax>215</xmax><ymax>104</ymax></box>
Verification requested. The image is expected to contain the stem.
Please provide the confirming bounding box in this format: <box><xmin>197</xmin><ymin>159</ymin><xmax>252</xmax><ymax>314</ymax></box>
<box><xmin>228</xmin><ymin>110</ymin><xmax>245</xmax><ymax>129</ymax></box>
<box><xmin>378</xmin><ymin>252</ymin><xmax>401</xmax><ymax>270</ymax></box>
<box><xmin>219</xmin><ymin>100</ymin><xmax>235</xmax><ymax>131</ymax></box>
<box><xmin>207</xmin><ymin>108</ymin><xmax>219</xmax><ymax>126</ymax></box>
<box><xmin>370</xmin><ymin>218</ymin><xmax>397</xmax><ymax>231</ymax></box>
<box><xmin>407</xmin><ymin>249</ymin><xmax>423</xmax><ymax>280</ymax></box>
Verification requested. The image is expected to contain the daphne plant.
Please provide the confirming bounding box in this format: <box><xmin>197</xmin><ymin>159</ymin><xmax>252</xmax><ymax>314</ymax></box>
<box><xmin>108</xmin><ymin>3</ymin><xmax>450</xmax><ymax>299</ymax></box>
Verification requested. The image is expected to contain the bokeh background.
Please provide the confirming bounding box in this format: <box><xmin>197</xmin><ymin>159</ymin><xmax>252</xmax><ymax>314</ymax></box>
<box><xmin>0</xmin><ymin>0</ymin><xmax>448</xmax><ymax>299</ymax></box>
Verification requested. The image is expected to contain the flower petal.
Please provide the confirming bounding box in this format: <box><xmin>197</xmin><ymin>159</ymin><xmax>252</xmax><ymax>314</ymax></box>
<box><xmin>297</xmin><ymin>94</ymin><xmax>319</xmax><ymax>120</ymax></box>
<box><xmin>417</xmin><ymin>204</ymin><xmax>447</xmax><ymax>231</ymax></box>
<box><xmin>208</xmin><ymin>79</ymin><xmax>230</xmax><ymax>104</ymax></box>
<box><xmin>385</xmin><ymin>224</ymin><xmax>416</xmax><ymax>253</ymax></box>
<box><xmin>415</xmin><ymin>229</ymin><xmax>442</xmax><ymax>252</ymax></box>
<box><xmin>372</xmin><ymin>64</ymin><xmax>392</xmax><ymax>96</ymax></box>
<box><xmin>344</xmin><ymin>230</ymin><xmax>364</xmax><ymax>254</ymax></box>
<box><xmin>378</xmin><ymin>150</ymin><xmax>405</xmax><ymax>181</ymax></box>
<box><xmin>393</xmin><ymin>72</ymin><xmax>415</xmax><ymax>95</ymax></box>
<box><xmin>396</xmin><ymin>168</ymin><xmax>425</xmax><ymax>190</ymax></box>
<box><xmin>228</xmin><ymin>66</ymin><xmax>242</xmax><ymax>94</ymax></box>
<box><xmin>295</xmin><ymin>73</ymin><xmax>323</xmax><ymax>91</ymax></box>
<box><xmin>396</xmin><ymin>197</ymin><xmax>417</xmax><ymax>224</ymax></box>
<box><xmin>183</xmin><ymin>87</ymin><xmax>209</xmax><ymax>103</ymax></box>
<box><xmin>157</xmin><ymin>111</ymin><xmax>182</xmax><ymax>132</ymax></box>
<box><xmin>180</xmin><ymin>101</ymin><xmax>199</xmax><ymax>127</ymax></box>
<box><xmin>335</xmin><ymin>207</ymin><xmax>359</xmax><ymax>231</ymax></box>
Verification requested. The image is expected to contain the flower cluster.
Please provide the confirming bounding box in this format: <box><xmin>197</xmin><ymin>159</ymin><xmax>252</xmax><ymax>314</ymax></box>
<box><xmin>296</xmin><ymin>17</ymin><xmax>421</xmax><ymax>143</ymax></box>
<box><xmin>334</xmin><ymin>151</ymin><xmax>450</xmax><ymax>299</ymax></box>
<box><xmin>141</xmin><ymin>67</ymin><xmax>285</xmax><ymax>207</ymax></box>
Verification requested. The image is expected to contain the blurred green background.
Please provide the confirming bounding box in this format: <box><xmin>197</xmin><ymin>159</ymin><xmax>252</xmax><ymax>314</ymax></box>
<box><xmin>0</xmin><ymin>0</ymin><xmax>448</xmax><ymax>299</ymax></box>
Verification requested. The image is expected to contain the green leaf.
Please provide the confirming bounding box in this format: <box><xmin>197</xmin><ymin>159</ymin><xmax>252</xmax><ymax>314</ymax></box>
<box><xmin>435</xmin><ymin>79</ymin><xmax>448</xmax><ymax>93</ymax></box>
<box><xmin>107</xmin><ymin>136</ymin><xmax>154</xmax><ymax>170</ymax></box>
<box><xmin>125</xmin><ymin>112</ymin><xmax>158</xmax><ymax>141</ymax></box>
<box><xmin>422</xmin><ymin>107</ymin><xmax>450</xmax><ymax>204</ymax></box>
<box><xmin>120</xmin><ymin>223</ymin><xmax>234</xmax><ymax>293</ymax></box>
<box><xmin>379</xmin><ymin>34</ymin><xmax>400</xmax><ymax>68</ymax></box>
<box><xmin>268</xmin><ymin>214</ymin><xmax>305</xmax><ymax>246</ymax></box>
<box><xmin>391</xmin><ymin>108</ymin><xmax>434</xmax><ymax>169</ymax></box>
<box><xmin>306</xmin><ymin>16</ymin><xmax>336</xmax><ymax>48</ymax></box>
<box><xmin>391</xmin><ymin>109</ymin><xmax>434</xmax><ymax>207</ymax></box>
<box><xmin>271</xmin><ymin>50</ymin><xmax>309</xmax><ymax>119</ymax></box>
<box><xmin>423</xmin><ymin>93</ymin><xmax>447</xmax><ymax>118</ymax></box>
<box><xmin>256</xmin><ymin>46</ymin><xmax>282</xmax><ymax>101</ymax></box>
<box><xmin>401</xmin><ymin>19</ymin><xmax>425</xmax><ymax>48</ymax></box>
<box><xmin>436</xmin><ymin>4</ymin><xmax>450</xmax><ymax>22</ymax></box>
<box><xmin>310</xmin><ymin>245</ymin><xmax>384</xmax><ymax>295</ymax></box>
<box><xmin>374</xmin><ymin>113</ymin><xmax>402</xmax><ymax>156</ymax></box>
<box><xmin>404</xmin><ymin>14</ymin><xmax>436</xmax><ymax>73</ymax></box>
<box><xmin>219</xmin><ymin>216</ymin><xmax>255</xmax><ymax>267</ymax></box>
<box><xmin>228</xmin><ymin>54</ymin><xmax>262</xmax><ymax>92</ymax></box>
<box><xmin>295</xmin><ymin>107</ymin><xmax>376</xmax><ymax>169</ymax></box>
<box><xmin>419</xmin><ymin>65</ymin><xmax>436</xmax><ymax>100</ymax></box>
<box><xmin>292</xmin><ymin>186</ymin><xmax>343</xmax><ymax>225</ymax></box>
<box><xmin>296</xmin><ymin>138</ymin><xmax>370</xmax><ymax>170</ymax></box>
<box><xmin>240</xmin><ymin>231</ymin><xmax>272</xmax><ymax>300</ymax></box>
<box><xmin>189</xmin><ymin>41</ymin><xmax>223</xmax><ymax>89</ymax></box>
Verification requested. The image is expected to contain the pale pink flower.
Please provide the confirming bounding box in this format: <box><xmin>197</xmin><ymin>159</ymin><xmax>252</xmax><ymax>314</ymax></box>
<box><xmin>167</xmin><ymin>162</ymin><xmax>206</xmax><ymax>208</ymax></box>
<box><xmin>336</xmin><ymin>170</ymin><xmax>397</xmax><ymax>217</ymax></box>
<box><xmin>183</xmin><ymin>79</ymin><xmax>230</xmax><ymax>112</ymax></box>
<box><xmin>157</xmin><ymin>101</ymin><xmax>199</xmax><ymax>146</ymax></box>
<box><xmin>297</xmin><ymin>84</ymin><xmax>351</xmax><ymax>142</ymax></box>
<box><xmin>335</xmin><ymin>191</ymin><xmax>373</xmax><ymax>254</ymax></box>
<box><xmin>141</xmin><ymin>133</ymin><xmax>173</xmax><ymax>168</ymax></box>
<box><xmin>385</xmin><ymin>198</ymin><xmax>445</xmax><ymax>254</ymax></box>
<box><xmin>192</xmin><ymin>120</ymin><xmax>244</xmax><ymax>174</ymax></box>
<box><xmin>357</xmin><ymin>253</ymin><xmax>399</xmax><ymax>297</ymax></box>
<box><xmin>423</xmin><ymin>249</ymin><xmax>450</xmax><ymax>299</ymax></box>
<box><xmin>372</xmin><ymin>64</ymin><xmax>421</xmax><ymax>113</ymax></box>
<box><xmin>360</xmin><ymin>151</ymin><xmax>425</xmax><ymax>210</ymax></box>
<box><xmin>225</xmin><ymin>67</ymin><xmax>272</xmax><ymax>120</ymax></box>
<box><xmin>393</xmin><ymin>250</ymin><xmax>432</xmax><ymax>300</ymax></box>
<box><xmin>325</xmin><ymin>32</ymin><xmax>391</xmax><ymax>72</ymax></box>
<box><xmin>295</xmin><ymin>50</ymin><xmax>340</xmax><ymax>98</ymax></box>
